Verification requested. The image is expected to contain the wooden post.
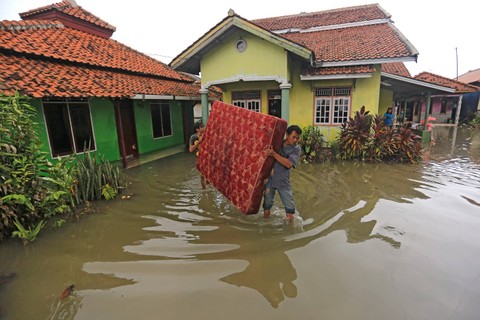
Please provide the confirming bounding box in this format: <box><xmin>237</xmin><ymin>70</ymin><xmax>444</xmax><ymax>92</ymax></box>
<box><xmin>113</xmin><ymin>99</ymin><xmax>128</xmax><ymax>168</ymax></box>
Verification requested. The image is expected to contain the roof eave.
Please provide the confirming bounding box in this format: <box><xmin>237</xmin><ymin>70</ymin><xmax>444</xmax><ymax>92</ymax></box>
<box><xmin>381</xmin><ymin>72</ymin><xmax>456</xmax><ymax>93</ymax></box>
<box><xmin>317</xmin><ymin>56</ymin><xmax>417</xmax><ymax>68</ymax></box>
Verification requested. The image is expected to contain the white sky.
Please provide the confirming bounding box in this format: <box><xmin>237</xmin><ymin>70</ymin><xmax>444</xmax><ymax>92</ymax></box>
<box><xmin>0</xmin><ymin>0</ymin><xmax>477</xmax><ymax>79</ymax></box>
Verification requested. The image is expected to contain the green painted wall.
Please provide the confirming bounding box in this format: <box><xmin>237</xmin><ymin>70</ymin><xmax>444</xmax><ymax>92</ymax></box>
<box><xmin>32</xmin><ymin>97</ymin><xmax>186</xmax><ymax>163</ymax></box>
<box><xmin>134</xmin><ymin>100</ymin><xmax>185</xmax><ymax>154</ymax></box>
<box><xmin>201</xmin><ymin>31</ymin><xmax>288</xmax><ymax>84</ymax></box>
<box><xmin>89</xmin><ymin>98</ymin><xmax>120</xmax><ymax>161</ymax></box>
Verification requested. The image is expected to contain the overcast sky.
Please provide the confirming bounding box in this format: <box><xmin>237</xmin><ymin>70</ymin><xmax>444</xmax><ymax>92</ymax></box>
<box><xmin>1</xmin><ymin>0</ymin><xmax>477</xmax><ymax>79</ymax></box>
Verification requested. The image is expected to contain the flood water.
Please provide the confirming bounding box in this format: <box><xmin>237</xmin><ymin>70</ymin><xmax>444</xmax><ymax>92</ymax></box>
<box><xmin>1</xmin><ymin>126</ymin><xmax>480</xmax><ymax>320</ymax></box>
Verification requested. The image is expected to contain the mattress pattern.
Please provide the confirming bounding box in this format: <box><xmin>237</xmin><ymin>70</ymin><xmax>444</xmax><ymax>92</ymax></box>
<box><xmin>196</xmin><ymin>101</ymin><xmax>287</xmax><ymax>214</ymax></box>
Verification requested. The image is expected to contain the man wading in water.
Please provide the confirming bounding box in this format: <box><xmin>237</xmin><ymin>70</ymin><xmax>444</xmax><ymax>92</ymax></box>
<box><xmin>262</xmin><ymin>125</ymin><xmax>302</xmax><ymax>223</ymax></box>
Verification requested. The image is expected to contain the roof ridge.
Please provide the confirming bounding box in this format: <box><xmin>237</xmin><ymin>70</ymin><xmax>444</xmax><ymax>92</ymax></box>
<box><xmin>253</xmin><ymin>3</ymin><xmax>384</xmax><ymax>22</ymax></box>
<box><xmin>0</xmin><ymin>19</ymin><xmax>64</xmax><ymax>31</ymax></box>
<box><xmin>20</xmin><ymin>0</ymin><xmax>116</xmax><ymax>32</ymax></box>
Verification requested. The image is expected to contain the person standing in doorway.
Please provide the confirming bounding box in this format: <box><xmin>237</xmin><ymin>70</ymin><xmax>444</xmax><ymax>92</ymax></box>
<box><xmin>383</xmin><ymin>107</ymin><xmax>394</xmax><ymax>128</ymax></box>
<box><xmin>262</xmin><ymin>125</ymin><xmax>302</xmax><ymax>223</ymax></box>
<box><xmin>189</xmin><ymin>122</ymin><xmax>206</xmax><ymax>189</ymax></box>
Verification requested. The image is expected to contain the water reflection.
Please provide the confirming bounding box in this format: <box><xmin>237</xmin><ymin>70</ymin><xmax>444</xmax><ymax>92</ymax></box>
<box><xmin>0</xmin><ymin>127</ymin><xmax>479</xmax><ymax>319</ymax></box>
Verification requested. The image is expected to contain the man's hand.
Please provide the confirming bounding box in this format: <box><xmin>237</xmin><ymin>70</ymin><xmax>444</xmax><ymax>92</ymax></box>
<box><xmin>265</xmin><ymin>146</ymin><xmax>275</xmax><ymax>157</ymax></box>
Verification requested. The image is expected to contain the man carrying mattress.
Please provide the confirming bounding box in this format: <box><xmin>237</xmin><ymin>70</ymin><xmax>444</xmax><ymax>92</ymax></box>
<box><xmin>262</xmin><ymin>125</ymin><xmax>302</xmax><ymax>222</ymax></box>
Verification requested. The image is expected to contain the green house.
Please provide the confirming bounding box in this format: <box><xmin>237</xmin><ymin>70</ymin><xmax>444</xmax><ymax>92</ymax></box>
<box><xmin>170</xmin><ymin>5</ymin><xmax>454</xmax><ymax>140</ymax></box>
<box><xmin>0</xmin><ymin>0</ymin><xmax>219</xmax><ymax>167</ymax></box>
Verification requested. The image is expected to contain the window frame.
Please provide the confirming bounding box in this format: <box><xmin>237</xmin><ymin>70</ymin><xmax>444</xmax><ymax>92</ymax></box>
<box><xmin>232</xmin><ymin>90</ymin><xmax>261</xmax><ymax>112</ymax></box>
<box><xmin>314</xmin><ymin>87</ymin><xmax>352</xmax><ymax>125</ymax></box>
<box><xmin>150</xmin><ymin>101</ymin><xmax>173</xmax><ymax>139</ymax></box>
<box><xmin>42</xmin><ymin>98</ymin><xmax>96</xmax><ymax>158</ymax></box>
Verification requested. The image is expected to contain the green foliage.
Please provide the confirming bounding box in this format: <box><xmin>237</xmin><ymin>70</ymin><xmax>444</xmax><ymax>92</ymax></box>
<box><xmin>338</xmin><ymin>106</ymin><xmax>373</xmax><ymax>160</ymax></box>
<box><xmin>299</xmin><ymin>125</ymin><xmax>327</xmax><ymax>163</ymax></box>
<box><xmin>52</xmin><ymin>219</ymin><xmax>66</xmax><ymax>229</ymax></box>
<box><xmin>337</xmin><ymin>106</ymin><xmax>423</xmax><ymax>163</ymax></box>
<box><xmin>0</xmin><ymin>93</ymin><xmax>75</xmax><ymax>241</ymax></box>
<box><xmin>101</xmin><ymin>184</ymin><xmax>117</xmax><ymax>200</ymax></box>
<box><xmin>1</xmin><ymin>92</ymin><xmax>128</xmax><ymax>243</ymax></box>
<box><xmin>71</xmin><ymin>151</ymin><xmax>126</xmax><ymax>203</ymax></box>
<box><xmin>11</xmin><ymin>219</ymin><xmax>46</xmax><ymax>245</ymax></box>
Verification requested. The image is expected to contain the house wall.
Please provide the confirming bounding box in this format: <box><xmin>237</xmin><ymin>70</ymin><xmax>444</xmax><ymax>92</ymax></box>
<box><xmin>200</xmin><ymin>32</ymin><xmax>386</xmax><ymax>142</ymax></box>
<box><xmin>201</xmin><ymin>31</ymin><xmax>289</xmax><ymax>84</ymax></box>
<box><xmin>134</xmin><ymin>100</ymin><xmax>185</xmax><ymax>154</ymax></box>
<box><xmin>89</xmin><ymin>98</ymin><xmax>120</xmax><ymax>161</ymax></box>
<box><xmin>379</xmin><ymin>87</ymin><xmax>394</xmax><ymax>115</ymax></box>
<box><xmin>33</xmin><ymin>97</ymin><xmax>187</xmax><ymax>163</ymax></box>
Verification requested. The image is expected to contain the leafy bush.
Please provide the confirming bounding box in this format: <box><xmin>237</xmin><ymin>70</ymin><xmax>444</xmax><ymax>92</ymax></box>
<box><xmin>338</xmin><ymin>106</ymin><xmax>373</xmax><ymax>160</ymax></box>
<box><xmin>299</xmin><ymin>125</ymin><xmax>327</xmax><ymax>163</ymax></box>
<box><xmin>71</xmin><ymin>151</ymin><xmax>127</xmax><ymax>204</ymax></box>
<box><xmin>337</xmin><ymin>106</ymin><xmax>423</xmax><ymax>163</ymax></box>
<box><xmin>0</xmin><ymin>92</ymin><xmax>127</xmax><ymax>243</ymax></box>
<box><xmin>0</xmin><ymin>93</ymin><xmax>75</xmax><ymax>241</ymax></box>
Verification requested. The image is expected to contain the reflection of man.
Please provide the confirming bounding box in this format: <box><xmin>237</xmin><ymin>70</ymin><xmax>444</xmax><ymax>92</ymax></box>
<box><xmin>221</xmin><ymin>247</ymin><xmax>297</xmax><ymax>308</ymax></box>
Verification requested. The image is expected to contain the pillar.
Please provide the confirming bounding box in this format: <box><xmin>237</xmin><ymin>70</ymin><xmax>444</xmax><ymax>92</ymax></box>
<box><xmin>280</xmin><ymin>82</ymin><xmax>292</xmax><ymax>124</ymax></box>
<box><xmin>200</xmin><ymin>88</ymin><xmax>209</xmax><ymax>125</ymax></box>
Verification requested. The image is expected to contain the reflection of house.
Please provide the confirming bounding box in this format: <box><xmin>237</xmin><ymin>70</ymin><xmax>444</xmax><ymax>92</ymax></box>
<box><xmin>170</xmin><ymin>4</ymin><xmax>453</xmax><ymax>140</ymax></box>
<box><xmin>414</xmin><ymin>72</ymin><xmax>480</xmax><ymax>124</ymax></box>
<box><xmin>0</xmin><ymin>0</ymin><xmax>220</xmax><ymax>167</ymax></box>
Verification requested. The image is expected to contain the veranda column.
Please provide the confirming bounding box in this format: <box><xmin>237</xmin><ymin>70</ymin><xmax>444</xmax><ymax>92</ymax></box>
<box><xmin>200</xmin><ymin>88</ymin><xmax>209</xmax><ymax>125</ymax></box>
<box><xmin>280</xmin><ymin>82</ymin><xmax>292</xmax><ymax>124</ymax></box>
<box><xmin>422</xmin><ymin>92</ymin><xmax>432</xmax><ymax>143</ymax></box>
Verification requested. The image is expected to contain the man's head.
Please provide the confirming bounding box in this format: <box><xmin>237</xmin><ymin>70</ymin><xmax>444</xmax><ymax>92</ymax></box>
<box><xmin>285</xmin><ymin>125</ymin><xmax>302</xmax><ymax>145</ymax></box>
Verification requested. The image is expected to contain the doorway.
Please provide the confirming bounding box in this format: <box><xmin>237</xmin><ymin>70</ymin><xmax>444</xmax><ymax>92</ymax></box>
<box><xmin>268</xmin><ymin>90</ymin><xmax>282</xmax><ymax>118</ymax></box>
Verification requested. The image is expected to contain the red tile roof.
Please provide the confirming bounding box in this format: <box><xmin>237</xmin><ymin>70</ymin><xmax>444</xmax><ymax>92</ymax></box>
<box><xmin>0</xmin><ymin>20</ymin><xmax>188</xmax><ymax>81</ymax></box>
<box><xmin>19</xmin><ymin>0</ymin><xmax>115</xmax><ymax>32</ymax></box>
<box><xmin>0</xmin><ymin>52</ymin><xmax>218</xmax><ymax>98</ymax></box>
<box><xmin>280</xmin><ymin>23</ymin><xmax>414</xmax><ymax>63</ymax></box>
<box><xmin>251</xmin><ymin>4</ymin><xmax>416</xmax><ymax>64</ymax></box>
<box><xmin>0</xmin><ymin>4</ymin><xmax>212</xmax><ymax>100</ymax></box>
<box><xmin>252</xmin><ymin>4</ymin><xmax>389</xmax><ymax>31</ymax></box>
<box><xmin>414</xmin><ymin>72</ymin><xmax>480</xmax><ymax>93</ymax></box>
<box><xmin>382</xmin><ymin>62</ymin><xmax>411</xmax><ymax>77</ymax></box>
<box><xmin>302</xmin><ymin>65</ymin><xmax>375</xmax><ymax>76</ymax></box>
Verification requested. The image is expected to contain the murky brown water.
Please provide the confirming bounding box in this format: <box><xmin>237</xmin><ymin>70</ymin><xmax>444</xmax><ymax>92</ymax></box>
<box><xmin>1</xmin><ymin>126</ymin><xmax>480</xmax><ymax>320</ymax></box>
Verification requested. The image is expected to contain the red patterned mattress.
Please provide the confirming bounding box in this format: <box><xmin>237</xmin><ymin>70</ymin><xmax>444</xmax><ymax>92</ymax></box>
<box><xmin>197</xmin><ymin>101</ymin><xmax>287</xmax><ymax>215</ymax></box>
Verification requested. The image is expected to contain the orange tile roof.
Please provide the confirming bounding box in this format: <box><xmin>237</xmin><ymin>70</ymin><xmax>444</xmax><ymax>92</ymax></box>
<box><xmin>250</xmin><ymin>4</ymin><xmax>416</xmax><ymax>64</ymax></box>
<box><xmin>19</xmin><ymin>0</ymin><xmax>115</xmax><ymax>32</ymax></box>
<box><xmin>280</xmin><ymin>23</ymin><xmax>414</xmax><ymax>63</ymax></box>
<box><xmin>302</xmin><ymin>65</ymin><xmax>375</xmax><ymax>76</ymax></box>
<box><xmin>0</xmin><ymin>52</ymin><xmax>219</xmax><ymax>99</ymax></box>
<box><xmin>382</xmin><ymin>62</ymin><xmax>411</xmax><ymax>77</ymax></box>
<box><xmin>252</xmin><ymin>4</ymin><xmax>389</xmax><ymax>31</ymax></box>
<box><xmin>414</xmin><ymin>72</ymin><xmax>480</xmax><ymax>93</ymax></box>
<box><xmin>0</xmin><ymin>20</ymin><xmax>189</xmax><ymax>81</ymax></box>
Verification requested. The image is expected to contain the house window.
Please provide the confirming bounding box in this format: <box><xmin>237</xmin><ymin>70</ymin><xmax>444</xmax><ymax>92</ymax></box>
<box><xmin>151</xmin><ymin>102</ymin><xmax>172</xmax><ymax>138</ymax></box>
<box><xmin>440</xmin><ymin>99</ymin><xmax>447</xmax><ymax>114</ymax></box>
<box><xmin>42</xmin><ymin>98</ymin><xmax>95</xmax><ymax>157</ymax></box>
<box><xmin>232</xmin><ymin>90</ymin><xmax>261</xmax><ymax>112</ymax></box>
<box><xmin>314</xmin><ymin>87</ymin><xmax>351</xmax><ymax>125</ymax></box>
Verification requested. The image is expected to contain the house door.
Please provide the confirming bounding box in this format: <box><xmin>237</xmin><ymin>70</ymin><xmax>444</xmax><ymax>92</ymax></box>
<box><xmin>268</xmin><ymin>90</ymin><xmax>282</xmax><ymax>118</ymax></box>
<box><xmin>115</xmin><ymin>99</ymin><xmax>138</xmax><ymax>160</ymax></box>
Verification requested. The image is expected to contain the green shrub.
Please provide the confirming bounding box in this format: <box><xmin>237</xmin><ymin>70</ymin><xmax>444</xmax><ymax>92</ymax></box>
<box><xmin>0</xmin><ymin>93</ymin><xmax>75</xmax><ymax>241</ymax></box>
<box><xmin>299</xmin><ymin>125</ymin><xmax>327</xmax><ymax>163</ymax></box>
<box><xmin>71</xmin><ymin>151</ymin><xmax>126</xmax><ymax>204</ymax></box>
<box><xmin>337</xmin><ymin>106</ymin><xmax>423</xmax><ymax>163</ymax></box>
